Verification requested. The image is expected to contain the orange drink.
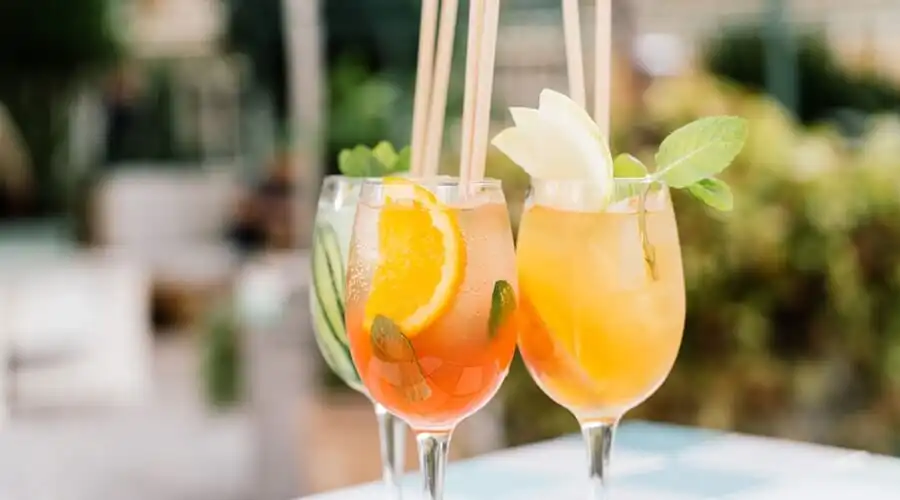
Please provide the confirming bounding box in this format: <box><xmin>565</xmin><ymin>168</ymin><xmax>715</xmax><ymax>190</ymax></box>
<box><xmin>517</xmin><ymin>181</ymin><xmax>685</xmax><ymax>420</ymax></box>
<box><xmin>345</xmin><ymin>178</ymin><xmax>517</xmax><ymax>476</ymax></box>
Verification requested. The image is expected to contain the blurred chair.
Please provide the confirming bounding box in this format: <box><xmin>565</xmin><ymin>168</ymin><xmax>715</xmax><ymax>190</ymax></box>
<box><xmin>0</xmin><ymin>253</ymin><xmax>153</xmax><ymax>410</ymax></box>
<box><xmin>96</xmin><ymin>166</ymin><xmax>239</xmax><ymax>289</ymax></box>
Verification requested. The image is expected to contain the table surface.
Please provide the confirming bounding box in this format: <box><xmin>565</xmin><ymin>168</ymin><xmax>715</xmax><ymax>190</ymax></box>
<box><xmin>300</xmin><ymin>421</ymin><xmax>900</xmax><ymax>500</ymax></box>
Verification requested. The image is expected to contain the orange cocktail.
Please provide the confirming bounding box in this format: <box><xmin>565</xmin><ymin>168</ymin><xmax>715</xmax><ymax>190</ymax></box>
<box><xmin>516</xmin><ymin>180</ymin><xmax>685</xmax><ymax>421</ymax></box>
<box><xmin>491</xmin><ymin>83</ymin><xmax>745</xmax><ymax>499</ymax></box>
<box><xmin>345</xmin><ymin>178</ymin><xmax>517</xmax><ymax>432</ymax></box>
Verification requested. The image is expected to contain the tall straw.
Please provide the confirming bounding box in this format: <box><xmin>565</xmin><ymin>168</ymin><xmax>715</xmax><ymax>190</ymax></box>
<box><xmin>457</xmin><ymin>0</ymin><xmax>485</xmax><ymax>187</ymax></box>
<box><xmin>562</xmin><ymin>0</ymin><xmax>586</xmax><ymax>108</ymax></box>
<box><xmin>421</xmin><ymin>0</ymin><xmax>460</xmax><ymax>177</ymax></box>
<box><xmin>593</xmin><ymin>0</ymin><xmax>611</xmax><ymax>139</ymax></box>
<box><xmin>465</xmin><ymin>0</ymin><xmax>501</xmax><ymax>185</ymax></box>
<box><xmin>410</xmin><ymin>0</ymin><xmax>440</xmax><ymax>176</ymax></box>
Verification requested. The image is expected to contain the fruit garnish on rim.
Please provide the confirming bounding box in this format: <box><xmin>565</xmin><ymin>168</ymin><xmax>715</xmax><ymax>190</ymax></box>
<box><xmin>492</xmin><ymin>89</ymin><xmax>748</xmax><ymax>276</ymax></box>
<box><xmin>492</xmin><ymin>89</ymin><xmax>615</xmax><ymax>208</ymax></box>
<box><xmin>364</xmin><ymin>178</ymin><xmax>466</xmax><ymax>337</ymax></box>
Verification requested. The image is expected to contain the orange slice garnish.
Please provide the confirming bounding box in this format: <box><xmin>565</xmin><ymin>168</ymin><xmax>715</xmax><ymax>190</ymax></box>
<box><xmin>364</xmin><ymin>178</ymin><xmax>465</xmax><ymax>338</ymax></box>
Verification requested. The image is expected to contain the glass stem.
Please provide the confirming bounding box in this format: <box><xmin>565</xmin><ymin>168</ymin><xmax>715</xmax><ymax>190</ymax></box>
<box><xmin>375</xmin><ymin>403</ymin><xmax>406</xmax><ymax>499</ymax></box>
<box><xmin>416</xmin><ymin>430</ymin><xmax>453</xmax><ymax>500</ymax></box>
<box><xmin>582</xmin><ymin>419</ymin><xmax>619</xmax><ymax>500</ymax></box>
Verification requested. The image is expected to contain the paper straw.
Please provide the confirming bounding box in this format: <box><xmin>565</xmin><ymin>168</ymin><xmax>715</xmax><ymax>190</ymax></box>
<box><xmin>422</xmin><ymin>0</ymin><xmax>460</xmax><ymax>177</ymax></box>
<box><xmin>562</xmin><ymin>0</ymin><xmax>586</xmax><ymax>108</ymax></box>
<box><xmin>410</xmin><ymin>0</ymin><xmax>440</xmax><ymax>176</ymax></box>
<box><xmin>594</xmin><ymin>0</ymin><xmax>611</xmax><ymax>139</ymax></box>
<box><xmin>458</xmin><ymin>0</ymin><xmax>486</xmax><ymax>187</ymax></box>
<box><xmin>467</xmin><ymin>0</ymin><xmax>501</xmax><ymax>184</ymax></box>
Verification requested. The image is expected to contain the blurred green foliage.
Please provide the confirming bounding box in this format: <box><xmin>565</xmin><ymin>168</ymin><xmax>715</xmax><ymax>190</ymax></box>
<box><xmin>0</xmin><ymin>0</ymin><xmax>118</xmax><ymax>214</ymax></box>
<box><xmin>223</xmin><ymin>0</ymin><xmax>288</xmax><ymax>123</ymax></box>
<box><xmin>501</xmin><ymin>73</ymin><xmax>900</xmax><ymax>455</ymax></box>
<box><xmin>0</xmin><ymin>0</ymin><xmax>118</xmax><ymax>75</ymax></box>
<box><xmin>706</xmin><ymin>24</ymin><xmax>900</xmax><ymax>128</ymax></box>
<box><xmin>327</xmin><ymin>59</ymin><xmax>412</xmax><ymax>175</ymax></box>
<box><xmin>326</xmin><ymin>0</ymin><xmax>420</xmax><ymax>72</ymax></box>
<box><xmin>223</xmin><ymin>0</ymin><xmax>422</xmax><ymax>144</ymax></box>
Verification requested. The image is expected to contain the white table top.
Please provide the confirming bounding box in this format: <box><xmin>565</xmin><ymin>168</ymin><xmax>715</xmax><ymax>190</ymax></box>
<box><xmin>301</xmin><ymin>421</ymin><xmax>900</xmax><ymax>500</ymax></box>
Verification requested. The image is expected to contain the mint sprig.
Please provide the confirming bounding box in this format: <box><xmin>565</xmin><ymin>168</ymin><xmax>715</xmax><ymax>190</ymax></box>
<box><xmin>613</xmin><ymin>116</ymin><xmax>747</xmax><ymax>281</ymax></box>
<box><xmin>337</xmin><ymin>141</ymin><xmax>411</xmax><ymax>178</ymax></box>
<box><xmin>614</xmin><ymin>116</ymin><xmax>748</xmax><ymax>212</ymax></box>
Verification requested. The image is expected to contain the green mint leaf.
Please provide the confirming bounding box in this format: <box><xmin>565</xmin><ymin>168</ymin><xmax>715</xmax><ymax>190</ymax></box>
<box><xmin>371</xmin><ymin>141</ymin><xmax>398</xmax><ymax>170</ymax></box>
<box><xmin>688</xmin><ymin>178</ymin><xmax>734</xmax><ymax>211</ymax></box>
<box><xmin>613</xmin><ymin>153</ymin><xmax>649</xmax><ymax>178</ymax></box>
<box><xmin>337</xmin><ymin>142</ymin><xmax>411</xmax><ymax>177</ymax></box>
<box><xmin>370</xmin><ymin>315</ymin><xmax>431</xmax><ymax>402</ymax></box>
<box><xmin>655</xmin><ymin>116</ymin><xmax>748</xmax><ymax>188</ymax></box>
<box><xmin>612</xmin><ymin>154</ymin><xmax>651</xmax><ymax>202</ymax></box>
<box><xmin>338</xmin><ymin>149</ymin><xmax>353</xmax><ymax>175</ymax></box>
<box><xmin>488</xmin><ymin>280</ymin><xmax>517</xmax><ymax>339</ymax></box>
<box><xmin>338</xmin><ymin>145</ymin><xmax>378</xmax><ymax>177</ymax></box>
<box><xmin>392</xmin><ymin>146</ymin><xmax>412</xmax><ymax>173</ymax></box>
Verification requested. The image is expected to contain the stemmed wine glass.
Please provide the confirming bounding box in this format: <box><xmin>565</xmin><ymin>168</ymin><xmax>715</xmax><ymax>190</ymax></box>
<box><xmin>516</xmin><ymin>178</ymin><xmax>686</xmax><ymax>499</ymax></box>
<box><xmin>344</xmin><ymin>177</ymin><xmax>519</xmax><ymax>500</ymax></box>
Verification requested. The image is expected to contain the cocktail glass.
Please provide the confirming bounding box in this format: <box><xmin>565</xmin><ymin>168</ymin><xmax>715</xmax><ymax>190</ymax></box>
<box><xmin>516</xmin><ymin>178</ymin><xmax>686</xmax><ymax>499</ymax></box>
<box><xmin>345</xmin><ymin>177</ymin><xmax>518</xmax><ymax>500</ymax></box>
<box><xmin>310</xmin><ymin>175</ymin><xmax>407</xmax><ymax>498</ymax></box>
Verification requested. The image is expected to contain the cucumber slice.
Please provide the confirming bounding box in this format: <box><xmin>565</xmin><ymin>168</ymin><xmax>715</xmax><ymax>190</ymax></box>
<box><xmin>318</xmin><ymin>222</ymin><xmax>346</xmax><ymax>302</ymax></box>
<box><xmin>310</xmin><ymin>221</ymin><xmax>361</xmax><ymax>387</ymax></box>
<box><xmin>310</xmin><ymin>290</ymin><xmax>360</xmax><ymax>386</ymax></box>
<box><xmin>311</xmin><ymin>222</ymin><xmax>348</xmax><ymax>347</ymax></box>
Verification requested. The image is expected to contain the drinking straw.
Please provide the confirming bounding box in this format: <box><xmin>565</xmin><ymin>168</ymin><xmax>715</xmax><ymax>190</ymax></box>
<box><xmin>411</xmin><ymin>0</ymin><xmax>440</xmax><ymax>176</ymax></box>
<box><xmin>466</xmin><ymin>0</ymin><xmax>501</xmax><ymax>185</ymax></box>
<box><xmin>594</xmin><ymin>0</ymin><xmax>611</xmax><ymax>139</ymax></box>
<box><xmin>422</xmin><ymin>0</ymin><xmax>460</xmax><ymax>177</ymax></box>
<box><xmin>458</xmin><ymin>0</ymin><xmax>486</xmax><ymax>187</ymax></box>
<box><xmin>562</xmin><ymin>0</ymin><xmax>586</xmax><ymax>108</ymax></box>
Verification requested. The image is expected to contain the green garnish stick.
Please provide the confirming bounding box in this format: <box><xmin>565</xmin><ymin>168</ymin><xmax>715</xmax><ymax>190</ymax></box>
<box><xmin>638</xmin><ymin>186</ymin><xmax>659</xmax><ymax>281</ymax></box>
